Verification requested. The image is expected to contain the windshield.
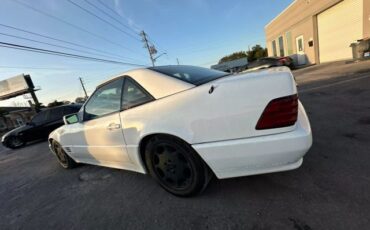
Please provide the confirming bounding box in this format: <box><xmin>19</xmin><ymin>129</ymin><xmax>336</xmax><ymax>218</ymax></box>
<box><xmin>149</xmin><ymin>65</ymin><xmax>229</xmax><ymax>86</ymax></box>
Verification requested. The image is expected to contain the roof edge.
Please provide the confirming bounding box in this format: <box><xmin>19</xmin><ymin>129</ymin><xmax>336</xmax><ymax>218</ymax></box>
<box><xmin>265</xmin><ymin>0</ymin><xmax>298</xmax><ymax>29</ymax></box>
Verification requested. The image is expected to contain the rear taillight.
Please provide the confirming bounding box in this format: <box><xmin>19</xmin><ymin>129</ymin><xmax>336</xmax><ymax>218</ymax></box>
<box><xmin>256</xmin><ymin>94</ymin><xmax>298</xmax><ymax>130</ymax></box>
<box><xmin>278</xmin><ymin>57</ymin><xmax>287</xmax><ymax>65</ymax></box>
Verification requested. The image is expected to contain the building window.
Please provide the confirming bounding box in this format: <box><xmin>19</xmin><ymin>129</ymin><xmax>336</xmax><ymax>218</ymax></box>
<box><xmin>272</xmin><ymin>40</ymin><xmax>277</xmax><ymax>57</ymax></box>
<box><xmin>15</xmin><ymin>117</ymin><xmax>24</xmax><ymax>127</ymax></box>
<box><xmin>278</xmin><ymin>36</ymin><xmax>285</xmax><ymax>57</ymax></box>
<box><xmin>297</xmin><ymin>37</ymin><xmax>304</xmax><ymax>52</ymax></box>
<box><xmin>286</xmin><ymin>32</ymin><xmax>293</xmax><ymax>55</ymax></box>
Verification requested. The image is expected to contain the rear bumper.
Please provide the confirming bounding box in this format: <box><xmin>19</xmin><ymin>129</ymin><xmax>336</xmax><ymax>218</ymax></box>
<box><xmin>192</xmin><ymin>102</ymin><xmax>312</xmax><ymax>179</ymax></box>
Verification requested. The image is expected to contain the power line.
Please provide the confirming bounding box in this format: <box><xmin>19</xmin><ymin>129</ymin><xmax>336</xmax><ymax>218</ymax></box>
<box><xmin>83</xmin><ymin>0</ymin><xmax>139</xmax><ymax>38</ymax></box>
<box><xmin>0</xmin><ymin>41</ymin><xmax>147</xmax><ymax>67</ymax></box>
<box><xmin>12</xmin><ymin>0</ymin><xmax>138</xmax><ymax>54</ymax></box>
<box><xmin>66</xmin><ymin>0</ymin><xmax>141</xmax><ymax>42</ymax></box>
<box><xmin>0</xmin><ymin>23</ymin><xmax>143</xmax><ymax>63</ymax></box>
<box><xmin>96</xmin><ymin>0</ymin><xmax>141</xmax><ymax>33</ymax></box>
<box><xmin>0</xmin><ymin>66</ymin><xmax>70</xmax><ymax>70</ymax></box>
<box><xmin>93</xmin><ymin>0</ymin><xmax>169</xmax><ymax>63</ymax></box>
<box><xmin>0</xmin><ymin>31</ymin><xmax>141</xmax><ymax>62</ymax></box>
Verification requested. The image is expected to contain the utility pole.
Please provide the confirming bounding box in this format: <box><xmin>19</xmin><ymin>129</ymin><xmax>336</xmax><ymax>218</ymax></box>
<box><xmin>29</xmin><ymin>90</ymin><xmax>40</xmax><ymax>112</ymax></box>
<box><xmin>79</xmin><ymin>77</ymin><xmax>88</xmax><ymax>99</ymax></box>
<box><xmin>29</xmin><ymin>90</ymin><xmax>40</xmax><ymax>106</ymax></box>
<box><xmin>140</xmin><ymin>30</ymin><xmax>156</xmax><ymax>66</ymax></box>
<box><xmin>176</xmin><ymin>58</ymin><xmax>180</xmax><ymax>65</ymax></box>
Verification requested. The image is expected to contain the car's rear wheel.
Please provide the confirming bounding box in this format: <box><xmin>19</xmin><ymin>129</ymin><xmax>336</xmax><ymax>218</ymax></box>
<box><xmin>145</xmin><ymin>135</ymin><xmax>211</xmax><ymax>197</ymax></box>
<box><xmin>52</xmin><ymin>141</ymin><xmax>77</xmax><ymax>169</ymax></box>
<box><xmin>6</xmin><ymin>136</ymin><xmax>25</xmax><ymax>149</ymax></box>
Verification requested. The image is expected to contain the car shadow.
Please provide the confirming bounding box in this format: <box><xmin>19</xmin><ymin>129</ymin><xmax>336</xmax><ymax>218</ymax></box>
<box><xmin>1</xmin><ymin>139</ymin><xmax>48</xmax><ymax>154</ymax></box>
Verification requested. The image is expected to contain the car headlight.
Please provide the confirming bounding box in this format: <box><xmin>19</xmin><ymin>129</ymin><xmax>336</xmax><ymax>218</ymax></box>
<box><xmin>1</xmin><ymin>130</ymin><xmax>13</xmax><ymax>142</ymax></box>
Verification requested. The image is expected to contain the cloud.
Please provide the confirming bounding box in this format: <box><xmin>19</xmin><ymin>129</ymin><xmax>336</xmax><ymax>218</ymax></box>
<box><xmin>113</xmin><ymin>0</ymin><xmax>141</xmax><ymax>32</ymax></box>
<box><xmin>114</xmin><ymin>0</ymin><xmax>124</xmax><ymax>16</ymax></box>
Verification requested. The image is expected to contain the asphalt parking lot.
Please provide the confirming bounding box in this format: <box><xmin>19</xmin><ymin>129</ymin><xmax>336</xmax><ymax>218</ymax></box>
<box><xmin>1</xmin><ymin>61</ymin><xmax>370</xmax><ymax>230</ymax></box>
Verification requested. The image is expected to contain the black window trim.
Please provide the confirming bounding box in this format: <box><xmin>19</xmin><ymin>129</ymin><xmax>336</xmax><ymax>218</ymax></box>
<box><xmin>121</xmin><ymin>76</ymin><xmax>155</xmax><ymax>112</ymax></box>
<box><xmin>148</xmin><ymin>66</ymin><xmax>230</xmax><ymax>86</ymax></box>
<box><xmin>83</xmin><ymin>78</ymin><xmax>125</xmax><ymax>122</ymax></box>
<box><xmin>81</xmin><ymin>76</ymin><xmax>155</xmax><ymax>122</ymax></box>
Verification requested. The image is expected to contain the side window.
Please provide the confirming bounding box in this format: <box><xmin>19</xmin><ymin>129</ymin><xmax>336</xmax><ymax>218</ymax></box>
<box><xmin>278</xmin><ymin>36</ymin><xmax>285</xmax><ymax>57</ymax></box>
<box><xmin>48</xmin><ymin>107</ymin><xmax>64</xmax><ymax>121</ymax></box>
<box><xmin>298</xmin><ymin>38</ymin><xmax>304</xmax><ymax>52</ymax></box>
<box><xmin>31</xmin><ymin>111</ymin><xmax>48</xmax><ymax>124</ymax></box>
<box><xmin>84</xmin><ymin>79</ymin><xmax>123</xmax><ymax>120</ymax></box>
<box><xmin>272</xmin><ymin>40</ymin><xmax>277</xmax><ymax>57</ymax></box>
<box><xmin>63</xmin><ymin>106</ymin><xmax>80</xmax><ymax>115</ymax></box>
<box><xmin>122</xmin><ymin>78</ymin><xmax>153</xmax><ymax>110</ymax></box>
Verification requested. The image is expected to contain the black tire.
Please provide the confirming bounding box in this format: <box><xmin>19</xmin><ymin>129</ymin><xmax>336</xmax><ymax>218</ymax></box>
<box><xmin>145</xmin><ymin>135</ymin><xmax>211</xmax><ymax>197</ymax></box>
<box><xmin>51</xmin><ymin>140</ymin><xmax>77</xmax><ymax>169</ymax></box>
<box><xmin>288</xmin><ymin>63</ymin><xmax>296</xmax><ymax>70</ymax></box>
<box><xmin>6</xmin><ymin>136</ymin><xmax>26</xmax><ymax>149</ymax></box>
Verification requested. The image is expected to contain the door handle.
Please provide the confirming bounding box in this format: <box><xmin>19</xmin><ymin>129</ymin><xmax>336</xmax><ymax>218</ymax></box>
<box><xmin>107</xmin><ymin>123</ymin><xmax>121</xmax><ymax>130</ymax></box>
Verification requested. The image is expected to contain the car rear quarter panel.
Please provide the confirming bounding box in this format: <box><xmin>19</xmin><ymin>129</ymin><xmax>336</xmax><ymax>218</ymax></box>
<box><xmin>121</xmin><ymin>68</ymin><xmax>298</xmax><ymax>146</ymax></box>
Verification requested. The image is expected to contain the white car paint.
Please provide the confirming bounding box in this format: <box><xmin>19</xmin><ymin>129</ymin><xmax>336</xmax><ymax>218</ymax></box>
<box><xmin>102</xmin><ymin>69</ymin><xmax>194</xmax><ymax>99</ymax></box>
<box><xmin>193</xmin><ymin>101</ymin><xmax>312</xmax><ymax>178</ymax></box>
<box><xmin>49</xmin><ymin>66</ymin><xmax>312</xmax><ymax>179</ymax></box>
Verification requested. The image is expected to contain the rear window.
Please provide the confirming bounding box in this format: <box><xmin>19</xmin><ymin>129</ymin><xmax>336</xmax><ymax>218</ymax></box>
<box><xmin>149</xmin><ymin>65</ymin><xmax>229</xmax><ymax>86</ymax></box>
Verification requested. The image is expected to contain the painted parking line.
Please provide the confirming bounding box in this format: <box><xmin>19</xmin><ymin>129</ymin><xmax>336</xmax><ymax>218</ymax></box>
<box><xmin>299</xmin><ymin>74</ymin><xmax>370</xmax><ymax>93</ymax></box>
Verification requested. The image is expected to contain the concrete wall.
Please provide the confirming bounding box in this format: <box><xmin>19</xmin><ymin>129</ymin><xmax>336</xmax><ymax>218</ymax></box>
<box><xmin>265</xmin><ymin>0</ymin><xmax>343</xmax><ymax>64</ymax></box>
<box><xmin>364</xmin><ymin>0</ymin><xmax>370</xmax><ymax>38</ymax></box>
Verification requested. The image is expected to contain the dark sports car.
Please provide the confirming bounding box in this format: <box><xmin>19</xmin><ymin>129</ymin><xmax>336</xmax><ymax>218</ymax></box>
<box><xmin>1</xmin><ymin>104</ymin><xmax>81</xmax><ymax>149</ymax></box>
<box><xmin>247</xmin><ymin>57</ymin><xmax>295</xmax><ymax>71</ymax></box>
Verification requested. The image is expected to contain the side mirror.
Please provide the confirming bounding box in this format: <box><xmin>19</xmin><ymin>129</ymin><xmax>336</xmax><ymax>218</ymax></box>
<box><xmin>63</xmin><ymin>113</ymin><xmax>79</xmax><ymax>125</ymax></box>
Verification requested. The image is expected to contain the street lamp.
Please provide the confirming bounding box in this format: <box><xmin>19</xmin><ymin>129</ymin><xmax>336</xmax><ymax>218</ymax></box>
<box><xmin>153</xmin><ymin>52</ymin><xmax>167</xmax><ymax>63</ymax></box>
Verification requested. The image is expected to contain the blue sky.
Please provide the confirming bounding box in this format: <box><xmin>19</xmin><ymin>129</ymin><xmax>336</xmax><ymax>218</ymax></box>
<box><xmin>0</xmin><ymin>0</ymin><xmax>292</xmax><ymax>106</ymax></box>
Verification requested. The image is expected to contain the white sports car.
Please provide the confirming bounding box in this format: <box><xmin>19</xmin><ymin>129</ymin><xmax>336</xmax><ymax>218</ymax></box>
<box><xmin>49</xmin><ymin>65</ymin><xmax>312</xmax><ymax>196</ymax></box>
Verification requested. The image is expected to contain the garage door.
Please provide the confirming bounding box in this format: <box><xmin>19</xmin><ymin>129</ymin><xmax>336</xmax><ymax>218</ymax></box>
<box><xmin>317</xmin><ymin>0</ymin><xmax>363</xmax><ymax>63</ymax></box>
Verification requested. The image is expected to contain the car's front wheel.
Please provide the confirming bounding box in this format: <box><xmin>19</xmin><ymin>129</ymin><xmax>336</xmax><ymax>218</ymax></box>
<box><xmin>51</xmin><ymin>141</ymin><xmax>77</xmax><ymax>169</ymax></box>
<box><xmin>6</xmin><ymin>136</ymin><xmax>25</xmax><ymax>149</ymax></box>
<box><xmin>145</xmin><ymin>135</ymin><xmax>211</xmax><ymax>197</ymax></box>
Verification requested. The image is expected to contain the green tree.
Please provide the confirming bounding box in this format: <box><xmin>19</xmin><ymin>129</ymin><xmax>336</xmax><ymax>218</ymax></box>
<box><xmin>218</xmin><ymin>51</ymin><xmax>247</xmax><ymax>64</ymax></box>
<box><xmin>246</xmin><ymin>45</ymin><xmax>268</xmax><ymax>62</ymax></box>
<box><xmin>47</xmin><ymin>100</ymin><xmax>64</xmax><ymax>108</ymax></box>
<box><xmin>217</xmin><ymin>45</ymin><xmax>267</xmax><ymax>64</ymax></box>
<box><xmin>75</xmin><ymin>97</ymin><xmax>87</xmax><ymax>103</ymax></box>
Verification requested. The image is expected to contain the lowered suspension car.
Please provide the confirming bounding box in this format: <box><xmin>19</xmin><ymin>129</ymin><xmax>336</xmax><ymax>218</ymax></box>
<box><xmin>49</xmin><ymin>65</ymin><xmax>312</xmax><ymax>196</ymax></box>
